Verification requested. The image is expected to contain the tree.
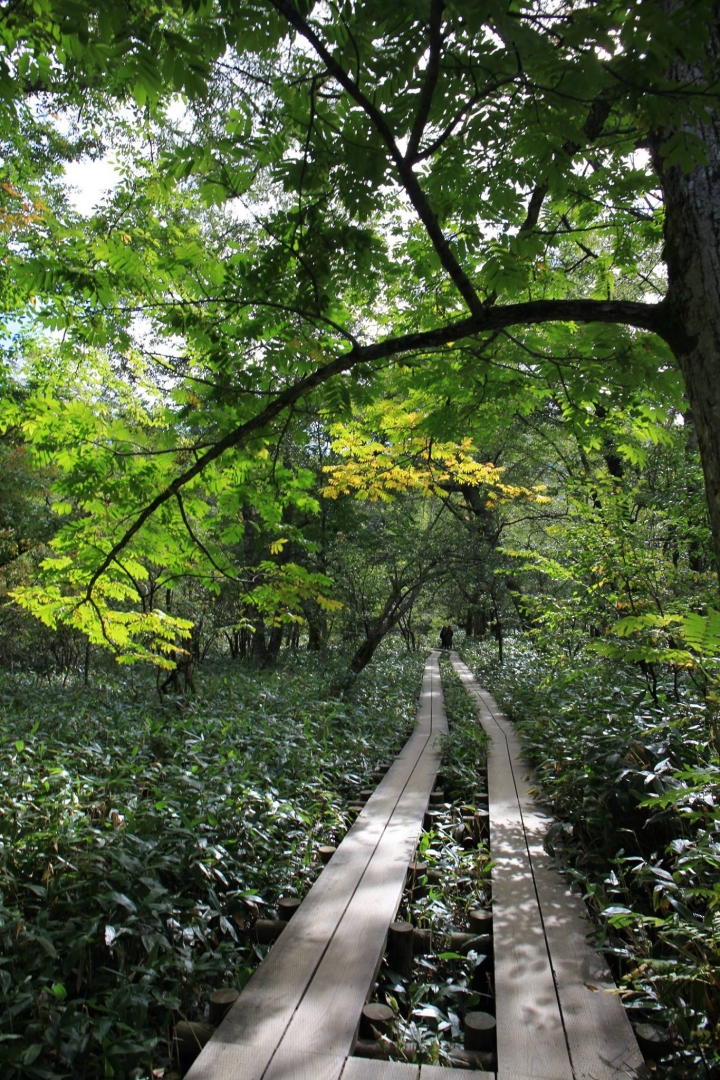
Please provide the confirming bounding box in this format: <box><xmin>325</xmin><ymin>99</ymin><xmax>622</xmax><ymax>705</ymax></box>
<box><xmin>3</xmin><ymin>0</ymin><xmax>720</xmax><ymax>659</ymax></box>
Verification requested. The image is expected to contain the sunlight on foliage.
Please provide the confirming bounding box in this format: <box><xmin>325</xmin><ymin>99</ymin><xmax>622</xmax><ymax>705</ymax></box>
<box><xmin>324</xmin><ymin>408</ymin><xmax>545</xmax><ymax>505</ymax></box>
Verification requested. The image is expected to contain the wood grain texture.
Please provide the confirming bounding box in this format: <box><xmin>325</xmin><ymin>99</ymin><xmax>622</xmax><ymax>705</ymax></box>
<box><xmin>341</xmin><ymin>1059</ymin><xmax>420</xmax><ymax>1080</ymax></box>
<box><xmin>277</xmin><ymin>661</ymin><xmax>447</xmax><ymax>1059</ymax></box>
<box><xmin>419</xmin><ymin>1066</ymin><xmax>494</xmax><ymax>1080</ymax></box>
<box><xmin>450</xmin><ymin>655</ymin><xmax>642</xmax><ymax>1080</ymax></box>
<box><xmin>263</xmin><ymin>1047</ymin><xmax>347</xmax><ymax>1080</ymax></box>
<box><xmin>186</xmin><ymin>654</ymin><xmax>446</xmax><ymax>1080</ymax></box>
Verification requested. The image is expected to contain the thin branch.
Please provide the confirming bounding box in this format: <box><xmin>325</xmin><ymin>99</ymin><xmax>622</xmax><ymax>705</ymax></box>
<box><xmin>517</xmin><ymin>92</ymin><xmax>613</xmax><ymax>234</ymax></box>
<box><xmin>270</xmin><ymin>0</ymin><xmax>485</xmax><ymax>317</ymax></box>
<box><xmin>415</xmin><ymin>77</ymin><xmax>518</xmax><ymax>161</ymax></box>
<box><xmin>175</xmin><ymin>491</ymin><xmax>239</xmax><ymax>580</ymax></box>
<box><xmin>405</xmin><ymin>0</ymin><xmax>445</xmax><ymax>163</ymax></box>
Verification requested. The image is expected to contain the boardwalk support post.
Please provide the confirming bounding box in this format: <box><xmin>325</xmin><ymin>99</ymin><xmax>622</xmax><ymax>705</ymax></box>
<box><xmin>388</xmin><ymin>920</ymin><xmax>414</xmax><ymax>976</ymax></box>
<box><xmin>464</xmin><ymin>1010</ymin><xmax>496</xmax><ymax>1052</ymax></box>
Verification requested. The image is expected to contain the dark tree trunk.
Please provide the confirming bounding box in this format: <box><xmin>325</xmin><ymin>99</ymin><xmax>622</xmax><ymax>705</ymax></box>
<box><xmin>251</xmin><ymin>621</ymin><xmax>284</xmax><ymax>668</ymax></box>
<box><xmin>347</xmin><ymin>584</ymin><xmax>422</xmax><ymax>677</ymax></box>
<box><xmin>654</xmin><ymin>19</ymin><xmax>720</xmax><ymax>584</ymax></box>
<box><xmin>266</xmin><ymin>623</ymin><xmax>283</xmax><ymax>664</ymax></box>
<box><xmin>303</xmin><ymin>600</ymin><xmax>328</xmax><ymax>651</ymax></box>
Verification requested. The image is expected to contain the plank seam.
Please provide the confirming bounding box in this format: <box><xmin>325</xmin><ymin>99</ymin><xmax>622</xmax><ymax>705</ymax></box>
<box><xmin>452</xmin><ymin>659</ymin><xmax>578</xmax><ymax>1078</ymax></box>
<box><xmin>259</xmin><ymin>661</ymin><xmax>443</xmax><ymax>1078</ymax></box>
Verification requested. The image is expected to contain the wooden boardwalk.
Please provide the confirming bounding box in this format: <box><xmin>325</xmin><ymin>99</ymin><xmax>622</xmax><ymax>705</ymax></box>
<box><xmin>185</xmin><ymin>650</ymin><xmax>643</xmax><ymax>1080</ymax></box>
<box><xmin>450</xmin><ymin>655</ymin><xmax>643</xmax><ymax>1080</ymax></box>
<box><xmin>186</xmin><ymin>653</ymin><xmax>448</xmax><ymax>1080</ymax></box>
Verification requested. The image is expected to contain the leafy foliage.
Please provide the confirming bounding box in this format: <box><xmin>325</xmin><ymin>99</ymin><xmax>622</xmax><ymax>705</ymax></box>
<box><xmin>2</xmin><ymin>0</ymin><xmax>719</xmax><ymax>661</ymax></box>
<box><xmin>0</xmin><ymin>645</ymin><xmax>424</xmax><ymax>1079</ymax></box>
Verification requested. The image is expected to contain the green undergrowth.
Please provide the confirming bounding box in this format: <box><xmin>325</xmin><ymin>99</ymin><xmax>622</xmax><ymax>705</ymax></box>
<box><xmin>459</xmin><ymin>636</ymin><xmax>720</xmax><ymax>1079</ymax></box>
<box><xmin>0</xmin><ymin>645</ymin><xmax>425</xmax><ymax>1080</ymax></box>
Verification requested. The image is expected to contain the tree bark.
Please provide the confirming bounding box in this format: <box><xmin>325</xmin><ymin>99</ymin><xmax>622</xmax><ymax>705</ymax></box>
<box><xmin>654</xmin><ymin>20</ymin><xmax>720</xmax><ymax>584</ymax></box>
<box><xmin>347</xmin><ymin>584</ymin><xmax>422</xmax><ymax>677</ymax></box>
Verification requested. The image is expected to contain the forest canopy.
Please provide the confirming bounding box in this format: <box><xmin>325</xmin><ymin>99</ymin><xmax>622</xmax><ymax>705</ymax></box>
<box><xmin>0</xmin><ymin>0</ymin><xmax>718</xmax><ymax>667</ymax></box>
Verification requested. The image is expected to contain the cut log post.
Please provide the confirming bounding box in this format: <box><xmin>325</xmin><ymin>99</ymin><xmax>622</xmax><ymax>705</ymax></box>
<box><xmin>634</xmin><ymin>1023</ymin><xmax>674</xmax><ymax>1060</ymax></box>
<box><xmin>208</xmin><ymin>987</ymin><xmax>240</xmax><ymax>1026</ymax></box>
<box><xmin>449</xmin><ymin>931</ymin><xmax>492</xmax><ymax>955</ymax></box>
<box><xmin>277</xmin><ymin>897</ymin><xmax>301</xmax><ymax>921</ymax></box>
<box><xmin>253</xmin><ymin>919</ymin><xmax>288</xmax><ymax>944</ymax></box>
<box><xmin>360</xmin><ymin>789</ymin><xmax>374</xmax><ymax>802</ymax></box>
<box><xmin>413</xmin><ymin>928</ymin><xmax>433</xmax><ymax>955</ymax></box>
<box><xmin>354</xmin><ymin>1038</ymin><xmax>390</xmax><ymax>1060</ymax></box>
<box><xmin>407</xmin><ymin>859</ymin><xmax>429</xmax><ymax>898</ymax></box>
<box><xmin>388</xmin><ymin>920</ymin><xmax>414</xmax><ymax>977</ymax></box>
<box><xmin>468</xmin><ymin>908</ymin><xmax>493</xmax><ymax>935</ymax></box>
<box><xmin>423</xmin><ymin>809</ymin><xmax>443</xmax><ymax>832</ymax></box>
<box><xmin>450</xmin><ymin>1047</ymin><xmax>495</xmax><ymax>1070</ymax></box>
<box><xmin>462</xmin><ymin>811</ymin><xmax>490</xmax><ymax>844</ymax></box>
<box><xmin>429</xmin><ymin>789</ymin><xmax>445</xmax><ymax>804</ymax></box>
<box><xmin>427</xmin><ymin>869</ymin><xmax>443</xmax><ymax>885</ymax></box>
<box><xmin>376</xmin><ymin>762</ymin><xmax>391</xmax><ymax>774</ymax></box>
<box><xmin>359</xmin><ymin>1002</ymin><xmax>395</xmax><ymax>1039</ymax></box>
<box><xmin>174</xmin><ymin>1021</ymin><xmax>215</xmax><ymax>1069</ymax></box>
<box><xmin>318</xmin><ymin>844</ymin><xmax>336</xmax><ymax>864</ymax></box>
<box><xmin>464</xmin><ymin>1010</ymin><xmax>497</xmax><ymax>1052</ymax></box>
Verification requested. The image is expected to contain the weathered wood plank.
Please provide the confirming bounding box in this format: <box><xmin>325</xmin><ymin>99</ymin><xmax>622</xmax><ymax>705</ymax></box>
<box><xmin>420</xmin><ymin>1065</ymin><xmax>494</xmax><ymax>1080</ymax></box>
<box><xmin>522</xmin><ymin>808</ymin><xmax>644</xmax><ymax>1079</ymax></box>
<box><xmin>341</xmin><ymin>1059</ymin><xmax>420</xmax><ymax>1080</ymax></box>
<box><xmin>186</xmin><ymin>653</ymin><xmax>446</xmax><ymax>1080</ymax></box>
<box><xmin>450</xmin><ymin>656</ymin><xmax>642</xmax><ymax>1080</ymax></box>
<box><xmin>450</xmin><ymin>657</ymin><xmax>572</xmax><ymax>1080</ymax></box>
<box><xmin>277</xmin><ymin>667</ymin><xmax>447</xmax><ymax>1059</ymax></box>
<box><xmin>263</xmin><ymin>1047</ymin><xmax>347</xmax><ymax>1080</ymax></box>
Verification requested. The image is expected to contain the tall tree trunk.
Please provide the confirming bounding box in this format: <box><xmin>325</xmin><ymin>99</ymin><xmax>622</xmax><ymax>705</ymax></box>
<box><xmin>655</xmin><ymin>18</ymin><xmax>720</xmax><ymax>583</ymax></box>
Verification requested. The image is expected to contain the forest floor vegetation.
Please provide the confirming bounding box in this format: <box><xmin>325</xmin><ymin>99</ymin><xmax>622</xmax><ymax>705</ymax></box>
<box><xmin>0</xmin><ymin>644</ymin><xmax>424</xmax><ymax>1080</ymax></box>
<box><xmin>460</xmin><ymin>636</ymin><xmax>720</xmax><ymax>1079</ymax></box>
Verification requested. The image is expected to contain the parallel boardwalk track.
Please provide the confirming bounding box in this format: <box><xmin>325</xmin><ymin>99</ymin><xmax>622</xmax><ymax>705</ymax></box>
<box><xmin>450</xmin><ymin>654</ymin><xmax>642</xmax><ymax>1080</ymax></box>
<box><xmin>185</xmin><ymin>651</ymin><xmax>642</xmax><ymax>1080</ymax></box>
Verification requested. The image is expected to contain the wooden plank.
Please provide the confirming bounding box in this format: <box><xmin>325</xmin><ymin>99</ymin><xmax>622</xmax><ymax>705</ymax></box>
<box><xmin>186</xmin><ymin>653</ymin><xmax>446</xmax><ymax>1080</ymax></box>
<box><xmin>420</xmin><ymin>1065</ymin><xmax>494</xmax><ymax>1080</ymax></box>
<box><xmin>263</xmin><ymin>1047</ymin><xmax>346</xmax><ymax>1080</ymax></box>
<box><xmin>467</xmin><ymin>683</ymin><xmax>642</xmax><ymax>1078</ymax></box>
<box><xmin>450</xmin><ymin>657</ymin><xmax>572</xmax><ymax>1080</ymax></box>
<box><xmin>341</xmin><ymin>1059</ymin><xmax>420</xmax><ymax>1080</ymax></box>
<box><xmin>276</xmin><ymin>662</ymin><xmax>447</xmax><ymax>1059</ymax></box>
<box><xmin>522</xmin><ymin>810</ymin><xmax>644</xmax><ymax>1080</ymax></box>
<box><xmin>450</xmin><ymin>656</ymin><xmax>642</xmax><ymax>1080</ymax></box>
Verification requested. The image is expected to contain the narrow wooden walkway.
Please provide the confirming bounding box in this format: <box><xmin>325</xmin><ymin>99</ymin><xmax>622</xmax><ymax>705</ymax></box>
<box><xmin>186</xmin><ymin>653</ymin><xmax>448</xmax><ymax>1080</ymax></box>
<box><xmin>450</xmin><ymin>655</ymin><xmax>643</xmax><ymax>1080</ymax></box>
<box><xmin>187</xmin><ymin>651</ymin><xmax>643</xmax><ymax>1080</ymax></box>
